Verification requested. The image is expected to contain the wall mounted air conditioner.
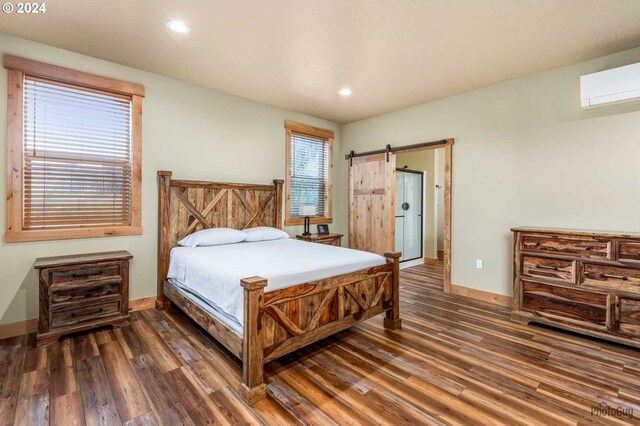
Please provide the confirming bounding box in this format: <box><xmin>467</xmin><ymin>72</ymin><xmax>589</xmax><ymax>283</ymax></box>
<box><xmin>580</xmin><ymin>62</ymin><xmax>640</xmax><ymax>108</ymax></box>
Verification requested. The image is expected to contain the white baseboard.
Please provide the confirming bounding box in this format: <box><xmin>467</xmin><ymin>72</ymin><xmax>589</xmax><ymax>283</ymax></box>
<box><xmin>400</xmin><ymin>258</ymin><xmax>424</xmax><ymax>269</ymax></box>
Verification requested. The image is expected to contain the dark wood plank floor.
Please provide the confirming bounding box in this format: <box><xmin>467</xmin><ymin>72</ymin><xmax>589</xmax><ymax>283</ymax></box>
<box><xmin>2</xmin><ymin>262</ymin><xmax>640</xmax><ymax>425</ymax></box>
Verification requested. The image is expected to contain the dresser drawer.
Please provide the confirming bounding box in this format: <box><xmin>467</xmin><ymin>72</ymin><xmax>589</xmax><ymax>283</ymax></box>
<box><xmin>617</xmin><ymin>242</ymin><xmax>640</xmax><ymax>264</ymax></box>
<box><xmin>522</xmin><ymin>256</ymin><xmax>576</xmax><ymax>284</ymax></box>
<box><xmin>50</xmin><ymin>263</ymin><xmax>120</xmax><ymax>285</ymax></box>
<box><xmin>522</xmin><ymin>281</ymin><xmax>608</xmax><ymax>327</ymax></box>
<box><xmin>51</xmin><ymin>279</ymin><xmax>121</xmax><ymax>305</ymax></box>
<box><xmin>619</xmin><ymin>298</ymin><xmax>640</xmax><ymax>337</ymax></box>
<box><xmin>522</xmin><ymin>235</ymin><xmax>611</xmax><ymax>260</ymax></box>
<box><xmin>581</xmin><ymin>264</ymin><xmax>640</xmax><ymax>293</ymax></box>
<box><xmin>51</xmin><ymin>301</ymin><xmax>121</xmax><ymax>329</ymax></box>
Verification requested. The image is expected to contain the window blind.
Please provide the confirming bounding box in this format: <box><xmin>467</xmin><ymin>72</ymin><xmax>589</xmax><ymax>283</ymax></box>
<box><xmin>289</xmin><ymin>132</ymin><xmax>328</xmax><ymax>217</ymax></box>
<box><xmin>23</xmin><ymin>77</ymin><xmax>133</xmax><ymax>229</ymax></box>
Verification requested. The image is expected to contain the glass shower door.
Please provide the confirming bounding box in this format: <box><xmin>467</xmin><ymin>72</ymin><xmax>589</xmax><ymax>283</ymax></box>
<box><xmin>395</xmin><ymin>169</ymin><xmax>424</xmax><ymax>262</ymax></box>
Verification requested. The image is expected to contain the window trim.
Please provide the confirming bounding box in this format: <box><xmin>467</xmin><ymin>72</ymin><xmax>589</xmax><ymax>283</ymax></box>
<box><xmin>284</xmin><ymin>120</ymin><xmax>333</xmax><ymax>227</ymax></box>
<box><xmin>3</xmin><ymin>55</ymin><xmax>144</xmax><ymax>243</ymax></box>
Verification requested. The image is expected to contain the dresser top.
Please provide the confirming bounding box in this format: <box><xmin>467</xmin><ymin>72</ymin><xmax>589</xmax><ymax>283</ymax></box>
<box><xmin>34</xmin><ymin>250</ymin><xmax>133</xmax><ymax>269</ymax></box>
<box><xmin>511</xmin><ymin>227</ymin><xmax>640</xmax><ymax>239</ymax></box>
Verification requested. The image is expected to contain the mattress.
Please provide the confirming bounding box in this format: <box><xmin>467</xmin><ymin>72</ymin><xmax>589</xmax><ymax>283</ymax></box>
<box><xmin>167</xmin><ymin>238</ymin><xmax>386</xmax><ymax>327</ymax></box>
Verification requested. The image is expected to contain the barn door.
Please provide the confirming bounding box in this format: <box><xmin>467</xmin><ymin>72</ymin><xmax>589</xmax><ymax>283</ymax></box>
<box><xmin>348</xmin><ymin>153</ymin><xmax>396</xmax><ymax>255</ymax></box>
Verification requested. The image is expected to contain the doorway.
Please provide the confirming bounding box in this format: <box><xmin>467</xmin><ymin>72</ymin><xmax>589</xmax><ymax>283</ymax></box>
<box><xmin>347</xmin><ymin>138</ymin><xmax>453</xmax><ymax>293</ymax></box>
<box><xmin>395</xmin><ymin>147</ymin><xmax>445</xmax><ymax>270</ymax></box>
<box><xmin>395</xmin><ymin>168</ymin><xmax>424</xmax><ymax>263</ymax></box>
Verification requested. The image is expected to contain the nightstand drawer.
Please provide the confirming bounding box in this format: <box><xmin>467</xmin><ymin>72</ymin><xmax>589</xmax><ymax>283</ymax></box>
<box><xmin>318</xmin><ymin>239</ymin><xmax>340</xmax><ymax>246</ymax></box>
<box><xmin>51</xmin><ymin>263</ymin><xmax>120</xmax><ymax>285</ymax></box>
<box><xmin>51</xmin><ymin>300</ymin><xmax>121</xmax><ymax>329</ymax></box>
<box><xmin>296</xmin><ymin>233</ymin><xmax>343</xmax><ymax>246</ymax></box>
<box><xmin>51</xmin><ymin>278</ymin><xmax>121</xmax><ymax>305</ymax></box>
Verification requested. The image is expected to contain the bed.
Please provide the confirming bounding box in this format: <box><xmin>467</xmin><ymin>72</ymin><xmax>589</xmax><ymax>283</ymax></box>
<box><xmin>157</xmin><ymin>171</ymin><xmax>401</xmax><ymax>404</ymax></box>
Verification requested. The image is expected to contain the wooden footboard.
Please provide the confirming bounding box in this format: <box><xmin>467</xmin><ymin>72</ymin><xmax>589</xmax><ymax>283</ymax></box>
<box><xmin>240</xmin><ymin>252</ymin><xmax>401</xmax><ymax>404</ymax></box>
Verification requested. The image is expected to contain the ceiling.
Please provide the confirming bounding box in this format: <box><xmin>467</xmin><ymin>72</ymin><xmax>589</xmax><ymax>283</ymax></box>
<box><xmin>1</xmin><ymin>1</ymin><xmax>640</xmax><ymax>123</ymax></box>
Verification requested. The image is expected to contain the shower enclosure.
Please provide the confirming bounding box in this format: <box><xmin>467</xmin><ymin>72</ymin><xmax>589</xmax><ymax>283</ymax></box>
<box><xmin>395</xmin><ymin>169</ymin><xmax>424</xmax><ymax>262</ymax></box>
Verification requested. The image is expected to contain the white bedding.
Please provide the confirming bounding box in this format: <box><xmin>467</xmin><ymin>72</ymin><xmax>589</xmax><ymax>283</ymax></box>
<box><xmin>167</xmin><ymin>238</ymin><xmax>386</xmax><ymax>326</ymax></box>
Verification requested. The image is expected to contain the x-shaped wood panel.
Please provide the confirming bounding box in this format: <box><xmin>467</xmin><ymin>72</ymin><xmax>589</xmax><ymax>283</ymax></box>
<box><xmin>263</xmin><ymin>274</ymin><xmax>391</xmax><ymax>337</ymax></box>
<box><xmin>176</xmin><ymin>188</ymin><xmax>228</xmax><ymax>240</ymax></box>
<box><xmin>173</xmin><ymin>187</ymin><xmax>274</xmax><ymax>240</ymax></box>
<box><xmin>236</xmin><ymin>190</ymin><xmax>274</xmax><ymax>229</ymax></box>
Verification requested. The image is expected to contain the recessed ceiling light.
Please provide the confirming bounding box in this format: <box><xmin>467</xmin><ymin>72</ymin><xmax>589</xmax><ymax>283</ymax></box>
<box><xmin>339</xmin><ymin>88</ymin><xmax>352</xmax><ymax>96</ymax></box>
<box><xmin>166</xmin><ymin>20</ymin><xmax>190</xmax><ymax>34</ymax></box>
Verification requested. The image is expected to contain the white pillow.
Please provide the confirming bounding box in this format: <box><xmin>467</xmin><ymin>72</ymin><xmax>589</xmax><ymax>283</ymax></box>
<box><xmin>178</xmin><ymin>228</ymin><xmax>246</xmax><ymax>247</ymax></box>
<box><xmin>242</xmin><ymin>227</ymin><xmax>289</xmax><ymax>242</ymax></box>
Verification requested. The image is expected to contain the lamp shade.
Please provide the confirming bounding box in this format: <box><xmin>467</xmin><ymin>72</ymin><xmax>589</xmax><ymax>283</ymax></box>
<box><xmin>300</xmin><ymin>205</ymin><xmax>317</xmax><ymax>216</ymax></box>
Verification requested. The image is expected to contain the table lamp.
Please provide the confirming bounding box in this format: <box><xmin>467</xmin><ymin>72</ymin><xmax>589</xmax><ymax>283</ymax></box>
<box><xmin>300</xmin><ymin>205</ymin><xmax>316</xmax><ymax>236</ymax></box>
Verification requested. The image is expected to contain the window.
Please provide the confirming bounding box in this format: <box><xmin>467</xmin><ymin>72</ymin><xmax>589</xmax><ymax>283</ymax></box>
<box><xmin>4</xmin><ymin>55</ymin><xmax>144</xmax><ymax>242</ymax></box>
<box><xmin>284</xmin><ymin>120</ymin><xmax>333</xmax><ymax>226</ymax></box>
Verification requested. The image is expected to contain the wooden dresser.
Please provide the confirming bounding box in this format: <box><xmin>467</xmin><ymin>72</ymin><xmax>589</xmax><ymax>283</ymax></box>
<box><xmin>296</xmin><ymin>233</ymin><xmax>343</xmax><ymax>246</ymax></box>
<box><xmin>512</xmin><ymin>227</ymin><xmax>640</xmax><ymax>348</ymax></box>
<box><xmin>35</xmin><ymin>251</ymin><xmax>132</xmax><ymax>346</ymax></box>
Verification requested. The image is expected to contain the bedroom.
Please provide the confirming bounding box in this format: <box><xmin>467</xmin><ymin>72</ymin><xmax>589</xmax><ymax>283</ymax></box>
<box><xmin>1</xmin><ymin>1</ymin><xmax>640</xmax><ymax>425</ymax></box>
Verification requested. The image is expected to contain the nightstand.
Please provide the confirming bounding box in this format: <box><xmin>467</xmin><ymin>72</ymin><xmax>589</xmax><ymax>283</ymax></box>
<box><xmin>296</xmin><ymin>233</ymin><xmax>343</xmax><ymax>247</ymax></box>
<box><xmin>34</xmin><ymin>250</ymin><xmax>132</xmax><ymax>346</ymax></box>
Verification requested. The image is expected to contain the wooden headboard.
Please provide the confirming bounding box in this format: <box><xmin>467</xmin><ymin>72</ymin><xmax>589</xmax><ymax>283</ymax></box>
<box><xmin>156</xmin><ymin>170</ymin><xmax>284</xmax><ymax>307</ymax></box>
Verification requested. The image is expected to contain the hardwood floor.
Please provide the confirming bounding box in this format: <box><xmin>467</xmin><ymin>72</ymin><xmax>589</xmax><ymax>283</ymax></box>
<box><xmin>2</xmin><ymin>262</ymin><xmax>640</xmax><ymax>425</ymax></box>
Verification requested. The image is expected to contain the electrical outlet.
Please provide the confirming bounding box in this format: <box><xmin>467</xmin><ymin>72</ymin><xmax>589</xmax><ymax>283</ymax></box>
<box><xmin>476</xmin><ymin>259</ymin><xmax>484</xmax><ymax>270</ymax></box>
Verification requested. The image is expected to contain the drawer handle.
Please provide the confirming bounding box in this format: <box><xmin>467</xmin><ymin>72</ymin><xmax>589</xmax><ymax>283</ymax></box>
<box><xmin>71</xmin><ymin>307</ymin><xmax>104</xmax><ymax>318</ymax></box>
<box><xmin>535</xmin><ymin>242</ymin><xmax>541</xmax><ymax>246</ymax></box>
<box><xmin>585</xmin><ymin>247</ymin><xmax>592</xmax><ymax>251</ymax></box>
<box><xmin>545</xmin><ymin>297</ymin><xmax>577</xmax><ymax>307</ymax></box>
<box><xmin>599</xmin><ymin>273</ymin><xmax>628</xmax><ymax>281</ymax></box>
<box><xmin>85</xmin><ymin>288</ymin><xmax>109</xmax><ymax>297</ymax></box>
<box><xmin>71</xmin><ymin>270</ymin><xmax>103</xmax><ymax>278</ymax></box>
<box><xmin>536</xmin><ymin>265</ymin><xmax>559</xmax><ymax>271</ymax></box>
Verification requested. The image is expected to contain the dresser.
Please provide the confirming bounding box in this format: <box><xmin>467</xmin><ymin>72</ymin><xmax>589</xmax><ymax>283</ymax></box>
<box><xmin>512</xmin><ymin>227</ymin><xmax>640</xmax><ymax>348</ymax></box>
<box><xmin>35</xmin><ymin>251</ymin><xmax>132</xmax><ymax>346</ymax></box>
<box><xmin>296</xmin><ymin>233</ymin><xmax>343</xmax><ymax>246</ymax></box>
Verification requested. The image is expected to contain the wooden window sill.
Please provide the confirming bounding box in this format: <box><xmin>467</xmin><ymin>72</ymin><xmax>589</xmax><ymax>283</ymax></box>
<box><xmin>4</xmin><ymin>226</ymin><xmax>143</xmax><ymax>243</ymax></box>
<box><xmin>285</xmin><ymin>217</ymin><xmax>333</xmax><ymax>226</ymax></box>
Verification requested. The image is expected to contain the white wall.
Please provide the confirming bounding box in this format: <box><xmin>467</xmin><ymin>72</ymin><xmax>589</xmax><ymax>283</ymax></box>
<box><xmin>343</xmin><ymin>47</ymin><xmax>640</xmax><ymax>297</ymax></box>
<box><xmin>0</xmin><ymin>33</ymin><xmax>345</xmax><ymax>325</ymax></box>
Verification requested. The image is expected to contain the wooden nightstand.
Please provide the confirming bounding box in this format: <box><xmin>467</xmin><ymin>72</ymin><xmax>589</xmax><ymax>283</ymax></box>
<box><xmin>296</xmin><ymin>233</ymin><xmax>343</xmax><ymax>247</ymax></box>
<box><xmin>34</xmin><ymin>250</ymin><xmax>132</xmax><ymax>346</ymax></box>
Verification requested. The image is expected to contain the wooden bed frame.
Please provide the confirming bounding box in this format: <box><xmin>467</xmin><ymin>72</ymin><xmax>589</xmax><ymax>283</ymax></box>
<box><xmin>157</xmin><ymin>171</ymin><xmax>401</xmax><ymax>404</ymax></box>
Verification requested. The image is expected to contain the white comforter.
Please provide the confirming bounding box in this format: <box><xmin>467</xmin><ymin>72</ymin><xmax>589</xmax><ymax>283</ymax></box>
<box><xmin>167</xmin><ymin>238</ymin><xmax>386</xmax><ymax>325</ymax></box>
